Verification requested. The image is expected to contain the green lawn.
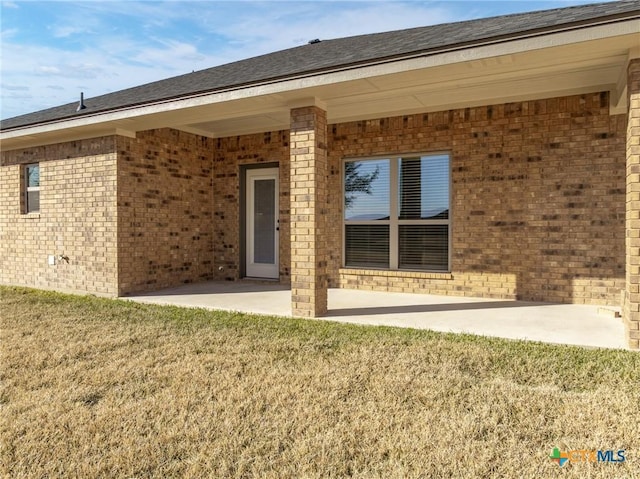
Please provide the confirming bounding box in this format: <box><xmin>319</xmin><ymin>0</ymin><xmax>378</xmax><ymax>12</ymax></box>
<box><xmin>1</xmin><ymin>287</ymin><xmax>639</xmax><ymax>478</ymax></box>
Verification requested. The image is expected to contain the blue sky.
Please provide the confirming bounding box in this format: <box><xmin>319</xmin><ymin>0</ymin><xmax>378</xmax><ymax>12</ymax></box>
<box><xmin>0</xmin><ymin>0</ymin><xmax>614</xmax><ymax>120</ymax></box>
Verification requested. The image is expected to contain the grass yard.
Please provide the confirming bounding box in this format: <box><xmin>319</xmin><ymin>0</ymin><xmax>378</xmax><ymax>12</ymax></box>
<box><xmin>1</xmin><ymin>287</ymin><xmax>639</xmax><ymax>478</ymax></box>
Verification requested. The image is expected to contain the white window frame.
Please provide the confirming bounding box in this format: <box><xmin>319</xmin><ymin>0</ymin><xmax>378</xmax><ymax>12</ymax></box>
<box><xmin>343</xmin><ymin>153</ymin><xmax>451</xmax><ymax>272</ymax></box>
<box><xmin>24</xmin><ymin>163</ymin><xmax>40</xmax><ymax>214</ymax></box>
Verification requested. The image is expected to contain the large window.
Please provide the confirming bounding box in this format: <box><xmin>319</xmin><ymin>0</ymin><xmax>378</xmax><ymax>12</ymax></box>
<box><xmin>24</xmin><ymin>163</ymin><xmax>40</xmax><ymax>213</ymax></box>
<box><xmin>344</xmin><ymin>154</ymin><xmax>450</xmax><ymax>271</ymax></box>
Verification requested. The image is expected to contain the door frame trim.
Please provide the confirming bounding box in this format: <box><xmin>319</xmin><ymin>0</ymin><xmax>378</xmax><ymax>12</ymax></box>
<box><xmin>239</xmin><ymin>162</ymin><xmax>279</xmax><ymax>279</ymax></box>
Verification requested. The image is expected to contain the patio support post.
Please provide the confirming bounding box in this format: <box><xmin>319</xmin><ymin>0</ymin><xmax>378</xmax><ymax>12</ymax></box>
<box><xmin>289</xmin><ymin>104</ymin><xmax>328</xmax><ymax>317</ymax></box>
<box><xmin>625</xmin><ymin>57</ymin><xmax>640</xmax><ymax>350</ymax></box>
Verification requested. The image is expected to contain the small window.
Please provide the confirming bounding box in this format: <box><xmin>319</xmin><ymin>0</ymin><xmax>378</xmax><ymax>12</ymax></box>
<box><xmin>24</xmin><ymin>163</ymin><xmax>40</xmax><ymax>213</ymax></box>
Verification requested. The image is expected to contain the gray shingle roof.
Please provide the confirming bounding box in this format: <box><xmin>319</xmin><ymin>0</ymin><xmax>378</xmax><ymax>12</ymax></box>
<box><xmin>2</xmin><ymin>1</ymin><xmax>639</xmax><ymax>131</ymax></box>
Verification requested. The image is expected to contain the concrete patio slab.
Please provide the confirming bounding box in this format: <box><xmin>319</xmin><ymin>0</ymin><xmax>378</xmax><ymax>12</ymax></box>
<box><xmin>124</xmin><ymin>281</ymin><xmax>628</xmax><ymax>350</ymax></box>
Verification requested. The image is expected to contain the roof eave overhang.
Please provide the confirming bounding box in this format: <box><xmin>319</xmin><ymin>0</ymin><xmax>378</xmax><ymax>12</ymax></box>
<box><xmin>2</xmin><ymin>17</ymin><xmax>639</xmax><ymax>150</ymax></box>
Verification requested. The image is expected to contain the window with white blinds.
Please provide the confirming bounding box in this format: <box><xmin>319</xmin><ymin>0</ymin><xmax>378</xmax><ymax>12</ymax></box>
<box><xmin>344</xmin><ymin>154</ymin><xmax>450</xmax><ymax>271</ymax></box>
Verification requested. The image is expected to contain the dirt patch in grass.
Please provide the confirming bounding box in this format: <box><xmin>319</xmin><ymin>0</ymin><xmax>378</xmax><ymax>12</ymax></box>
<box><xmin>1</xmin><ymin>287</ymin><xmax>639</xmax><ymax>478</ymax></box>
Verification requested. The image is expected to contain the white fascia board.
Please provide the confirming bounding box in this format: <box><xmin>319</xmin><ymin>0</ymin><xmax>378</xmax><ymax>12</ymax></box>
<box><xmin>2</xmin><ymin>18</ymin><xmax>638</xmax><ymax>143</ymax></box>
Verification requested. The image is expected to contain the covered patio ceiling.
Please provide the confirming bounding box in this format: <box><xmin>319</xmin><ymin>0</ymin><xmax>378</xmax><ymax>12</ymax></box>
<box><xmin>2</xmin><ymin>19</ymin><xmax>638</xmax><ymax>151</ymax></box>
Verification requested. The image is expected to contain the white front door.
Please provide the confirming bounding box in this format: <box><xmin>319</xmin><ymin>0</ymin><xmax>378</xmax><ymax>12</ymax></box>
<box><xmin>246</xmin><ymin>168</ymin><xmax>279</xmax><ymax>278</ymax></box>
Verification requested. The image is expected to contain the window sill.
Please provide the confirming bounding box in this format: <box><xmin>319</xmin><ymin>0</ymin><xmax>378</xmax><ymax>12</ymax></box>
<box><xmin>21</xmin><ymin>212</ymin><xmax>41</xmax><ymax>219</ymax></box>
<box><xmin>339</xmin><ymin>268</ymin><xmax>453</xmax><ymax>280</ymax></box>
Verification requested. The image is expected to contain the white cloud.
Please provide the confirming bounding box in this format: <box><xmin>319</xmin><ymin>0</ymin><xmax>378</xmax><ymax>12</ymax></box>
<box><xmin>2</xmin><ymin>84</ymin><xmax>28</xmax><ymax>91</ymax></box>
<box><xmin>1</xmin><ymin>27</ymin><xmax>18</xmax><ymax>39</ymax></box>
<box><xmin>131</xmin><ymin>39</ymin><xmax>207</xmax><ymax>66</ymax></box>
<box><xmin>37</xmin><ymin>66</ymin><xmax>62</xmax><ymax>75</ymax></box>
<box><xmin>4</xmin><ymin>90</ymin><xmax>32</xmax><ymax>101</ymax></box>
<box><xmin>51</xmin><ymin>25</ymin><xmax>92</xmax><ymax>38</ymax></box>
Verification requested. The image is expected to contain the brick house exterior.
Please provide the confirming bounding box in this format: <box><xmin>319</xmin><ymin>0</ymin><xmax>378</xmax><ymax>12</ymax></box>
<box><xmin>2</xmin><ymin>2</ymin><xmax>640</xmax><ymax>348</ymax></box>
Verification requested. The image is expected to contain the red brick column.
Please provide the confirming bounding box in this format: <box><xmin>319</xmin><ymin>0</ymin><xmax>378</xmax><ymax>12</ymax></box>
<box><xmin>625</xmin><ymin>58</ymin><xmax>640</xmax><ymax>350</ymax></box>
<box><xmin>289</xmin><ymin>106</ymin><xmax>328</xmax><ymax>317</ymax></box>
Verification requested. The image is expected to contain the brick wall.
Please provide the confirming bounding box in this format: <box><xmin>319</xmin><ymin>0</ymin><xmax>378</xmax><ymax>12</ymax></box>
<box><xmin>117</xmin><ymin>129</ymin><xmax>215</xmax><ymax>294</ymax></box>
<box><xmin>625</xmin><ymin>58</ymin><xmax>640</xmax><ymax>349</ymax></box>
<box><xmin>0</xmin><ymin>91</ymin><xmax>627</xmax><ymax>307</ymax></box>
<box><xmin>0</xmin><ymin>138</ymin><xmax>118</xmax><ymax>295</ymax></box>
<box><xmin>327</xmin><ymin>92</ymin><xmax>627</xmax><ymax>305</ymax></box>
<box><xmin>212</xmin><ymin>131</ymin><xmax>290</xmax><ymax>282</ymax></box>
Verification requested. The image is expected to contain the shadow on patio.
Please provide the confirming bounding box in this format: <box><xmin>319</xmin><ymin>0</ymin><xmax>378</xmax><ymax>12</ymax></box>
<box><xmin>327</xmin><ymin>300</ymin><xmax>547</xmax><ymax>317</ymax></box>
